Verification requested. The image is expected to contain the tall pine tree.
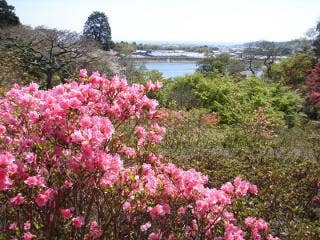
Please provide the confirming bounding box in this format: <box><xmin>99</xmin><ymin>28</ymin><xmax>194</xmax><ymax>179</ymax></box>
<box><xmin>313</xmin><ymin>21</ymin><xmax>320</xmax><ymax>58</ymax></box>
<box><xmin>83</xmin><ymin>11</ymin><xmax>112</xmax><ymax>50</ymax></box>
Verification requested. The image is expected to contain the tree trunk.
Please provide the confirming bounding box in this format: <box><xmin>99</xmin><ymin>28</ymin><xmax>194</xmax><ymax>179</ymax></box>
<box><xmin>248</xmin><ymin>60</ymin><xmax>256</xmax><ymax>76</ymax></box>
<box><xmin>46</xmin><ymin>71</ymin><xmax>54</xmax><ymax>89</ymax></box>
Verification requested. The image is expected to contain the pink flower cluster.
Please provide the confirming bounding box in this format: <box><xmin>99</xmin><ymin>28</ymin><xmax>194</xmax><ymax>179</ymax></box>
<box><xmin>0</xmin><ymin>70</ymin><xmax>278</xmax><ymax>239</ymax></box>
<box><xmin>245</xmin><ymin>217</ymin><xmax>279</xmax><ymax>240</ymax></box>
<box><xmin>0</xmin><ymin>152</ymin><xmax>16</xmax><ymax>190</ymax></box>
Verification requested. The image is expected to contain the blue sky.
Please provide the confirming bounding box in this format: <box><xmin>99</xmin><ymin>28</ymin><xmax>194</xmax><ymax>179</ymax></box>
<box><xmin>8</xmin><ymin>0</ymin><xmax>320</xmax><ymax>43</ymax></box>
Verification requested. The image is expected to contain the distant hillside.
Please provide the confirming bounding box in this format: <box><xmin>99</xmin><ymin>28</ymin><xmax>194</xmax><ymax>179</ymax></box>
<box><xmin>231</xmin><ymin>39</ymin><xmax>313</xmax><ymax>55</ymax></box>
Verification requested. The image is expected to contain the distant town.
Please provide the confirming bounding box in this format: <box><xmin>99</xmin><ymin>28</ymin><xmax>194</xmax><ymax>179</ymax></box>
<box><xmin>125</xmin><ymin>39</ymin><xmax>311</xmax><ymax>62</ymax></box>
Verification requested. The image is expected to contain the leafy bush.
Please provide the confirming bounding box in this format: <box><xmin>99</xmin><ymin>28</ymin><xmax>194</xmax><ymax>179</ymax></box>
<box><xmin>197</xmin><ymin>53</ymin><xmax>246</xmax><ymax>76</ymax></box>
<box><xmin>0</xmin><ymin>70</ymin><xmax>278</xmax><ymax>239</ymax></box>
<box><xmin>160</xmin><ymin>73</ymin><xmax>303</xmax><ymax>126</ymax></box>
<box><xmin>268</xmin><ymin>53</ymin><xmax>315</xmax><ymax>89</ymax></box>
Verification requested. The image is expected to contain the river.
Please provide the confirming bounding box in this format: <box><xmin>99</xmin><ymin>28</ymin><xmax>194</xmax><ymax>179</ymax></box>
<box><xmin>135</xmin><ymin>61</ymin><xmax>198</xmax><ymax>78</ymax></box>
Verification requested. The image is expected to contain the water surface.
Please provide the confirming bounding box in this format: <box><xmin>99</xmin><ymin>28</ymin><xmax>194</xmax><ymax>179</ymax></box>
<box><xmin>136</xmin><ymin>61</ymin><xmax>197</xmax><ymax>78</ymax></box>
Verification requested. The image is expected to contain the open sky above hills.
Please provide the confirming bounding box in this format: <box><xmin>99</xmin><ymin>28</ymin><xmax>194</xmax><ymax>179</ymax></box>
<box><xmin>9</xmin><ymin>0</ymin><xmax>320</xmax><ymax>43</ymax></box>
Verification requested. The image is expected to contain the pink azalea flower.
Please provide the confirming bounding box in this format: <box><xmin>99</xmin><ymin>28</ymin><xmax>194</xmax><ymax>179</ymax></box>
<box><xmin>23</xmin><ymin>232</ymin><xmax>36</xmax><ymax>240</ymax></box>
<box><xmin>9</xmin><ymin>222</ymin><xmax>18</xmax><ymax>231</ymax></box>
<box><xmin>148</xmin><ymin>231</ymin><xmax>162</xmax><ymax>240</ymax></box>
<box><xmin>89</xmin><ymin>221</ymin><xmax>102</xmax><ymax>239</ymax></box>
<box><xmin>24</xmin><ymin>221</ymin><xmax>31</xmax><ymax>231</ymax></box>
<box><xmin>24</xmin><ymin>175</ymin><xmax>45</xmax><ymax>188</ymax></box>
<box><xmin>72</xmin><ymin>216</ymin><xmax>85</xmax><ymax>228</ymax></box>
<box><xmin>10</xmin><ymin>193</ymin><xmax>25</xmax><ymax>205</ymax></box>
<box><xmin>140</xmin><ymin>222</ymin><xmax>151</xmax><ymax>232</ymax></box>
<box><xmin>60</xmin><ymin>208</ymin><xmax>73</xmax><ymax>219</ymax></box>
<box><xmin>122</xmin><ymin>201</ymin><xmax>131</xmax><ymax>211</ymax></box>
<box><xmin>0</xmin><ymin>152</ymin><xmax>14</xmax><ymax>166</ymax></box>
<box><xmin>35</xmin><ymin>188</ymin><xmax>55</xmax><ymax>207</ymax></box>
<box><xmin>149</xmin><ymin>204</ymin><xmax>170</xmax><ymax>219</ymax></box>
<box><xmin>135</xmin><ymin>126</ymin><xmax>147</xmax><ymax>138</ymax></box>
<box><xmin>79</xmin><ymin>69</ymin><xmax>88</xmax><ymax>78</ymax></box>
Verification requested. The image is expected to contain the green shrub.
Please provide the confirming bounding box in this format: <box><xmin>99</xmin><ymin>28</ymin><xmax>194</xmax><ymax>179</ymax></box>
<box><xmin>267</xmin><ymin>53</ymin><xmax>316</xmax><ymax>89</ymax></box>
<box><xmin>159</xmin><ymin>73</ymin><xmax>303</xmax><ymax>126</ymax></box>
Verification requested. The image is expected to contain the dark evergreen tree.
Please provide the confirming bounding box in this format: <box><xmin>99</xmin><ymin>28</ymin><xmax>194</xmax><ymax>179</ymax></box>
<box><xmin>83</xmin><ymin>11</ymin><xmax>112</xmax><ymax>50</ymax></box>
<box><xmin>313</xmin><ymin>21</ymin><xmax>320</xmax><ymax>58</ymax></box>
<box><xmin>0</xmin><ymin>0</ymin><xmax>20</xmax><ymax>28</ymax></box>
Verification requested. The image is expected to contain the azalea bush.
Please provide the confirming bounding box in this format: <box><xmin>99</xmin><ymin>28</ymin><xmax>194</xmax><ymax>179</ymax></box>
<box><xmin>0</xmin><ymin>70</ymin><xmax>278</xmax><ymax>240</ymax></box>
<box><xmin>306</xmin><ymin>62</ymin><xmax>320</xmax><ymax>106</ymax></box>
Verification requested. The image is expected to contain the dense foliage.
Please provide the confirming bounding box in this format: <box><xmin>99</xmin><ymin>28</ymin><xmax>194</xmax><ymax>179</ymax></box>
<box><xmin>159</xmin><ymin>109</ymin><xmax>320</xmax><ymax>240</ymax></box>
<box><xmin>0</xmin><ymin>70</ymin><xmax>280</xmax><ymax>240</ymax></box>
